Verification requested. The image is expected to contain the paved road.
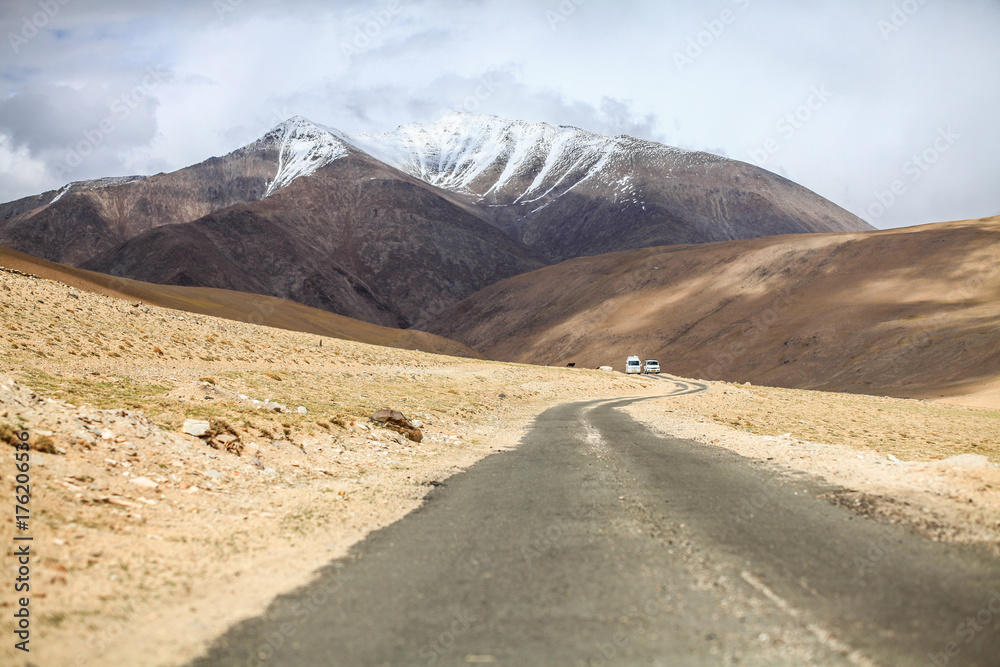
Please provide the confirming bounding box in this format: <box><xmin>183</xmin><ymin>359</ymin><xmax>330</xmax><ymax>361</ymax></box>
<box><xmin>192</xmin><ymin>378</ymin><xmax>1000</xmax><ymax>666</ymax></box>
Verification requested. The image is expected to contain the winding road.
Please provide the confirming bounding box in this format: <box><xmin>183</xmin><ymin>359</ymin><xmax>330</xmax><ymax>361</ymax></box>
<box><xmin>192</xmin><ymin>377</ymin><xmax>1000</xmax><ymax>666</ymax></box>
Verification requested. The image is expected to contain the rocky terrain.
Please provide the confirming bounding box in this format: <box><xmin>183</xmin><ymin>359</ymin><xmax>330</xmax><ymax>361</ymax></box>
<box><xmin>0</xmin><ymin>113</ymin><xmax>869</xmax><ymax>328</ymax></box>
<box><xmin>427</xmin><ymin>215</ymin><xmax>1000</xmax><ymax>407</ymax></box>
<box><xmin>0</xmin><ymin>263</ymin><xmax>651</xmax><ymax>666</ymax></box>
<box><xmin>1</xmin><ymin>260</ymin><xmax>997</xmax><ymax>666</ymax></box>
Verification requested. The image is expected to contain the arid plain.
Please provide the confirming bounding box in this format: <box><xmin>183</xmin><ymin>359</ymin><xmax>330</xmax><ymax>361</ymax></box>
<box><xmin>2</xmin><ymin>248</ymin><xmax>998</xmax><ymax>665</ymax></box>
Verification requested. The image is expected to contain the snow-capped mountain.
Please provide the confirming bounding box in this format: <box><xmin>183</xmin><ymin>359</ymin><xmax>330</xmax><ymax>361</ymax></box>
<box><xmin>355</xmin><ymin>113</ymin><xmax>621</xmax><ymax>203</ymax></box>
<box><xmin>354</xmin><ymin>113</ymin><xmax>759</xmax><ymax>247</ymax></box>
<box><xmin>0</xmin><ymin>112</ymin><xmax>872</xmax><ymax>327</ymax></box>
<box><xmin>354</xmin><ymin>112</ymin><xmax>735</xmax><ymax>208</ymax></box>
<box><xmin>354</xmin><ymin>113</ymin><xmax>869</xmax><ymax>260</ymax></box>
<box><xmin>256</xmin><ymin>117</ymin><xmax>351</xmax><ymax>197</ymax></box>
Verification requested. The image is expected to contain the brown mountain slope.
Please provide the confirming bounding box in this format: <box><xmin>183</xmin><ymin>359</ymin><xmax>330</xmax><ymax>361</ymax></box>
<box><xmin>360</xmin><ymin>113</ymin><xmax>873</xmax><ymax>263</ymax></box>
<box><xmin>424</xmin><ymin>216</ymin><xmax>1000</xmax><ymax>405</ymax></box>
<box><xmin>0</xmin><ymin>143</ymin><xmax>278</xmax><ymax>266</ymax></box>
<box><xmin>2</xmin><ymin>115</ymin><xmax>870</xmax><ymax>332</ymax></box>
<box><xmin>82</xmin><ymin>151</ymin><xmax>545</xmax><ymax>328</ymax></box>
<box><xmin>0</xmin><ymin>244</ymin><xmax>478</xmax><ymax>357</ymax></box>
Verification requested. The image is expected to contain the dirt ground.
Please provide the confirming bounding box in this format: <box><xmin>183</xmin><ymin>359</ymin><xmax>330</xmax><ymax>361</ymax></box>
<box><xmin>2</xmin><ymin>264</ymin><xmax>999</xmax><ymax>666</ymax></box>
<box><xmin>0</xmin><ymin>265</ymin><xmax>656</xmax><ymax>666</ymax></box>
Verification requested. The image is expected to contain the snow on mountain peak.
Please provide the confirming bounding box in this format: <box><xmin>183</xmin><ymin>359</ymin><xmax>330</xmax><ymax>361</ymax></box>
<box><xmin>254</xmin><ymin>112</ymin><xmax>716</xmax><ymax>204</ymax></box>
<box><xmin>353</xmin><ymin>113</ymin><xmax>624</xmax><ymax>203</ymax></box>
<box><xmin>260</xmin><ymin>116</ymin><xmax>352</xmax><ymax>197</ymax></box>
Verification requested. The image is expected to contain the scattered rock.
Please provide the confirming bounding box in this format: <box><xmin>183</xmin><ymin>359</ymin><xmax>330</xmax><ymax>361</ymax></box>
<box><xmin>297</xmin><ymin>406</ymin><xmax>308</xmax><ymax>414</ymax></box>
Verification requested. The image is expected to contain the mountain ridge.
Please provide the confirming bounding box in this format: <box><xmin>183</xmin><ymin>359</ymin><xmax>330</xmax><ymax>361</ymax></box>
<box><xmin>0</xmin><ymin>112</ymin><xmax>872</xmax><ymax>327</ymax></box>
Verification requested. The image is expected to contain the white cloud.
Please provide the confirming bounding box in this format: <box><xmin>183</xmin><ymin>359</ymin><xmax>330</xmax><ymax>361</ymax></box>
<box><xmin>0</xmin><ymin>0</ymin><xmax>997</xmax><ymax>227</ymax></box>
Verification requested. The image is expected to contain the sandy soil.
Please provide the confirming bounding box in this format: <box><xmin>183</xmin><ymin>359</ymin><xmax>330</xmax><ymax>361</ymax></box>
<box><xmin>3</xmin><ymin>263</ymin><xmax>999</xmax><ymax>666</ymax></box>
<box><xmin>0</xmin><ymin>265</ymin><xmax>655</xmax><ymax>666</ymax></box>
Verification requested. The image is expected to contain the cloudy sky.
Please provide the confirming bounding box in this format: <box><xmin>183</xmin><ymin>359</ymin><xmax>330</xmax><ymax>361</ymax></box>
<box><xmin>0</xmin><ymin>0</ymin><xmax>997</xmax><ymax>228</ymax></box>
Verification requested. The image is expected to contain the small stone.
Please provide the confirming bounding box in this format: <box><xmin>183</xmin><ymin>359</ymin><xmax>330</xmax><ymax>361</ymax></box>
<box><xmin>129</xmin><ymin>476</ymin><xmax>158</xmax><ymax>489</ymax></box>
<box><xmin>932</xmin><ymin>454</ymin><xmax>995</xmax><ymax>469</ymax></box>
<box><xmin>297</xmin><ymin>406</ymin><xmax>308</xmax><ymax>415</ymax></box>
<box><xmin>101</xmin><ymin>429</ymin><xmax>114</xmax><ymax>440</ymax></box>
<box><xmin>205</xmin><ymin>469</ymin><xmax>222</xmax><ymax>480</ymax></box>
<box><xmin>183</xmin><ymin>419</ymin><xmax>211</xmax><ymax>437</ymax></box>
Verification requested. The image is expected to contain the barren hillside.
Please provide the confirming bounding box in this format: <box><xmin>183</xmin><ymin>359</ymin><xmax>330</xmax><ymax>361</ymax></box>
<box><xmin>0</xmin><ymin>244</ymin><xmax>477</xmax><ymax>357</ymax></box>
<box><xmin>426</xmin><ymin>216</ymin><xmax>1000</xmax><ymax>407</ymax></box>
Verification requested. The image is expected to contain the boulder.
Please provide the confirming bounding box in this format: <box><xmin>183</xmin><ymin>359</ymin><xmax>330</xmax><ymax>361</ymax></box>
<box><xmin>370</xmin><ymin>408</ymin><xmax>423</xmax><ymax>443</ymax></box>
<box><xmin>183</xmin><ymin>419</ymin><xmax>211</xmax><ymax>437</ymax></box>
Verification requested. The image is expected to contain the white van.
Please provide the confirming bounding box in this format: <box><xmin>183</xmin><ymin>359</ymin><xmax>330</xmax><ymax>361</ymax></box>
<box><xmin>644</xmin><ymin>359</ymin><xmax>660</xmax><ymax>374</ymax></box>
<box><xmin>625</xmin><ymin>355</ymin><xmax>642</xmax><ymax>374</ymax></box>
